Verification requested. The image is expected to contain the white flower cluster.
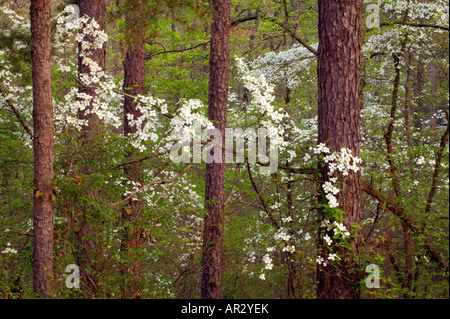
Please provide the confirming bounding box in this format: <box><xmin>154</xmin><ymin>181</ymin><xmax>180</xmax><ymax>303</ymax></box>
<box><xmin>263</xmin><ymin>253</ymin><xmax>273</xmax><ymax>270</ymax></box>
<box><xmin>0</xmin><ymin>6</ymin><xmax>30</xmax><ymax>32</ymax></box>
<box><xmin>53</xmin><ymin>9</ymin><xmax>124</xmax><ymax>131</ymax></box>
<box><xmin>316</xmin><ymin>251</ymin><xmax>342</xmax><ymax>267</ymax></box>
<box><xmin>281</xmin><ymin>216</ymin><xmax>292</xmax><ymax>223</ymax></box>
<box><xmin>269</xmin><ymin>202</ymin><xmax>282</xmax><ymax>211</ymax></box>
<box><xmin>250</xmin><ymin>43</ymin><xmax>317</xmax><ymax>89</ymax></box>
<box><xmin>333</xmin><ymin>222</ymin><xmax>351</xmax><ymax>238</ymax></box>
<box><xmin>315</xmin><ymin>256</ymin><xmax>327</xmax><ymax>267</ymax></box>
<box><xmin>274</xmin><ymin>227</ymin><xmax>291</xmax><ymax>242</ymax></box>
<box><xmin>382</xmin><ymin>0</ymin><xmax>448</xmax><ymax>28</ymax></box>
<box><xmin>323</xmin><ymin>147</ymin><xmax>361</xmax><ymax>177</ymax></box>
<box><xmin>282</xmin><ymin>245</ymin><xmax>295</xmax><ymax>253</ymax></box>
<box><xmin>313</xmin><ymin>144</ymin><xmax>361</xmax><ymax>209</ymax></box>
<box><xmin>323</xmin><ymin>234</ymin><xmax>332</xmax><ymax>246</ymax></box>
<box><xmin>313</xmin><ymin>143</ymin><xmax>330</xmax><ymax>155</ymax></box>
<box><xmin>323</xmin><ymin>181</ymin><xmax>340</xmax><ymax>196</ymax></box>
<box><xmin>1</xmin><ymin>242</ymin><xmax>17</xmax><ymax>254</ymax></box>
<box><xmin>363</xmin><ymin>0</ymin><xmax>448</xmax><ymax>63</ymax></box>
<box><xmin>165</xmin><ymin>99</ymin><xmax>213</xmax><ymax>146</ymax></box>
<box><xmin>0</xmin><ymin>11</ymin><xmax>34</xmax><ymax>144</ymax></box>
<box><xmin>328</xmin><ymin>253</ymin><xmax>340</xmax><ymax>262</ymax></box>
<box><xmin>52</xmin><ymin>7</ymin><xmax>215</xmax><ymax>156</ymax></box>
<box><xmin>126</xmin><ymin>95</ymin><xmax>167</xmax><ymax>152</ymax></box>
<box><xmin>234</xmin><ymin>57</ymin><xmax>290</xmax><ymax>153</ymax></box>
<box><xmin>321</xmin><ymin>219</ymin><xmax>351</xmax><ymax>239</ymax></box>
<box><xmin>316</xmin><ymin>219</ymin><xmax>349</xmax><ymax>264</ymax></box>
<box><xmin>304</xmin><ymin>232</ymin><xmax>312</xmax><ymax>241</ymax></box>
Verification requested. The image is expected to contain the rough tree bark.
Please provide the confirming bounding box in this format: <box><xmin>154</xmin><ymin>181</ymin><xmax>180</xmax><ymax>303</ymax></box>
<box><xmin>316</xmin><ymin>0</ymin><xmax>362</xmax><ymax>299</ymax></box>
<box><xmin>31</xmin><ymin>0</ymin><xmax>54</xmax><ymax>298</ymax></box>
<box><xmin>74</xmin><ymin>0</ymin><xmax>106</xmax><ymax>296</ymax></box>
<box><xmin>120</xmin><ymin>0</ymin><xmax>146</xmax><ymax>298</ymax></box>
<box><xmin>201</xmin><ymin>0</ymin><xmax>230</xmax><ymax>300</ymax></box>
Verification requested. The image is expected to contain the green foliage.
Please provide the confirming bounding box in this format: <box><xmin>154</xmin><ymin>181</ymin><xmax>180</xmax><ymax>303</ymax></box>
<box><xmin>0</xmin><ymin>0</ymin><xmax>448</xmax><ymax>299</ymax></box>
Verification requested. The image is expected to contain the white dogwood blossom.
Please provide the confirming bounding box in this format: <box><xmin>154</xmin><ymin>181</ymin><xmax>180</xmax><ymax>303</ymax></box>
<box><xmin>314</xmin><ymin>145</ymin><xmax>362</xmax><ymax>209</ymax></box>
<box><xmin>1</xmin><ymin>242</ymin><xmax>17</xmax><ymax>254</ymax></box>
<box><xmin>250</xmin><ymin>43</ymin><xmax>317</xmax><ymax>89</ymax></box>
<box><xmin>316</xmin><ymin>256</ymin><xmax>327</xmax><ymax>267</ymax></box>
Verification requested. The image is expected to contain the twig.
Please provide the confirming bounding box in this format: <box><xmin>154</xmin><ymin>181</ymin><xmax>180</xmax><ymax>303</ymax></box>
<box><xmin>146</xmin><ymin>42</ymin><xmax>209</xmax><ymax>60</ymax></box>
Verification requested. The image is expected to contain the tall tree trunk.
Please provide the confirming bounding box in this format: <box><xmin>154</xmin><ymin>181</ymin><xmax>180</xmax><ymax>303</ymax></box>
<box><xmin>74</xmin><ymin>0</ymin><xmax>106</xmax><ymax>296</ymax></box>
<box><xmin>78</xmin><ymin>0</ymin><xmax>106</xmax><ymax>137</ymax></box>
<box><xmin>120</xmin><ymin>1</ymin><xmax>146</xmax><ymax>298</ymax></box>
<box><xmin>201</xmin><ymin>0</ymin><xmax>230</xmax><ymax>300</ymax></box>
<box><xmin>414</xmin><ymin>50</ymin><xmax>425</xmax><ymax>132</ymax></box>
<box><xmin>31</xmin><ymin>0</ymin><xmax>54</xmax><ymax>298</ymax></box>
<box><xmin>429</xmin><ymin>69</ymin><xmax>438</xmax><ymax>138</ymax></box>
<box><xmin>316</xmin><ymin>0</ymin><xmax>362</xmax><ymax>299</ymax></box>
<box><xmin>404</xmin><ymin>51</ymin><xmax>413</xmax><ymax>148</ymax></box>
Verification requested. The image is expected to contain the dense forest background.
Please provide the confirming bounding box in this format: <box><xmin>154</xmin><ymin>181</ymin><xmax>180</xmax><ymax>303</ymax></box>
<box><xmin>0</xmin><ymin>0</ymin><xmax>448</xmax><ymax>299</ymax></box>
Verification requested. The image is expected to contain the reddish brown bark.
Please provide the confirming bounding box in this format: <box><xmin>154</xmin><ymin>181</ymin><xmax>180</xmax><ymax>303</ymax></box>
<box><xmin>120</xmin><ymin>4</ymin><xmax>146</xmax><ymax>298</ymax></box>
<box><xmin>77</xmin><ymin>0</ymin><xmax>106</xmax><ymax>139</ymax></box>
<box><xmin>74</xmin><ymin>0</ymin><xmax>106</xmax><ymax>296</ymax></box>
<box><xmin>201</xmin><ymin>0</ymin><xmax>230</xmax><ymax>300</ymax></box>
<box><xmin>316</xmin><ymin>0</ymin><xmax>362</xmax><ymax>299</ymax></box>
<box><xmin>31</xmin><ymin>0</ymin><xmax>54</xmax><ymax>298</ymax></box>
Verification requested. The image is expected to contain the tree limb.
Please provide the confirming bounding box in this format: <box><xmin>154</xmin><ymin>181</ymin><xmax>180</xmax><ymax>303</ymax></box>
<box><xmin>246</xmin><ymin>161</ymin><xmax>279</xmax><ymax>229</ymax></box>
<box><xmin>231</xmin><ymin>13</ymin><xmax>317</xmax><ymax>56</ymax></box>
<box><xmin>146</xmin><ymin>42</ymin><xmax>209</xmax><ymax>60</ymax></box>
<box><xmin>381</xmin><ymin>21</ymin><xmax>449</xmax><ymax>32</ymax></box>
<box><xmin>0</xmin><ymin>86</ymin><xmax>33</xmax><ymax>138</ymax></box>
<box><xmin>424</xmin><ymin>121</ymin><xmax>449</xmax><ymax>218</ymax></box>
<box><xmin>362</xmin><ymin>182</ymin><xmax>448</xmax><ymax>272</ymax></box>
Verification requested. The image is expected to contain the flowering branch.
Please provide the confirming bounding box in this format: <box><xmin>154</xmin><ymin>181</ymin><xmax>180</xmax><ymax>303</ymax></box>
<box><xmin>0</xmin><ymin>86</ymin><xmax>33</xmax><ymax>138</ymax></box>
<box><xmin>380</xmin><ymin>21</ymin><xmax>449</xmax><ymax>31</ymax></box>
<box><xmin>107</xmin><ymin>164</ymin><xmax>193</xmax><ymax>207</ymax></box>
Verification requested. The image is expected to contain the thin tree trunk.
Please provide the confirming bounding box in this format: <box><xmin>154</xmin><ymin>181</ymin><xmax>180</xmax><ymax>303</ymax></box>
<box><xmin>404</xmin><ymin>51</ymin><xmax>413</xmax><ymax>148</ymax></box>
<box><xmin>316</xmin><ymin>0</ymin><xmax>362</xmax><ymax>299</ymax></box>
<box><xmin>31</xmin><ymin>0</ymin><xmax>54</xmax><ymax>298</ymax></box>
<box><xmin>414</xmin><ymin>50</ymin><xmax>425</xmax><ymax>132</ymax></box>
<box><xmin>402</xmin><ymin>222</ymin><xmax>413</xmax><ymax>298</ymax></box>
<box><xmin>429</xmin><ymin>69</ymin><xmax>438</xmax><ymax>137</ymax></box>
<box><xmin>120</xmin><ymin>2</ymin><xmax>146</xmax><ymax>298</ymax></box>
<box><xmin>201</xmin><ymin>0</ymin><xmax>230</xmax><ymax>300</ymax></box>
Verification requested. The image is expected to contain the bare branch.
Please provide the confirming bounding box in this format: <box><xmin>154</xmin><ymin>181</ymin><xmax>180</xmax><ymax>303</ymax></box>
<box><xmin>146</xmin><ymin>42</ymin><xmax>209</xmax><ymax>60</ymax></box>
<box><xmin>231</xmin><ymin>13</ymin><xmax>317</xmax><ymax>56</ymax></box>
